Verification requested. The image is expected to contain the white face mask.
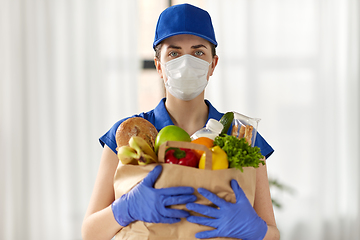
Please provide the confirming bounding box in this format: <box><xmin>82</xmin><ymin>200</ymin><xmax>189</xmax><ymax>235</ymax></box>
<box><xmin>162</xmin><ymin>54</ymin><xmax>211</xmax><ymax>101</ymax></box>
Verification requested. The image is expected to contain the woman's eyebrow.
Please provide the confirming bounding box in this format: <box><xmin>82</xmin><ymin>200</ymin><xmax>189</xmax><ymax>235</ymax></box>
<box><xmin>167</xmin><ymin>45</ymin><xmax>182</xmax><ymax>49</ymax></box>
<box><xmin>191</xmin><ymin>44</ymin><xmax>207</xmax><ymax>49</ymax></box>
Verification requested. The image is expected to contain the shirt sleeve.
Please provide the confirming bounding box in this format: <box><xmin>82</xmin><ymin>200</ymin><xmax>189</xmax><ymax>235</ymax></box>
<box><xmin>99</xmin><ymin>117</ymin><xmax>133</xmax><ymax>154</ymax></box>
<box><xmin>254</xmin><ymin>132</ymin><xmax>274</xmax><ymax>159</ymax></box>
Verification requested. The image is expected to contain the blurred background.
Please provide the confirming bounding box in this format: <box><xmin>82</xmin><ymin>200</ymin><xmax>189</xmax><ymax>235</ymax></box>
<box><xmin>1</xmin><ymin>0</ymin><xmax>359</xmax><ymax>239</ymax></box>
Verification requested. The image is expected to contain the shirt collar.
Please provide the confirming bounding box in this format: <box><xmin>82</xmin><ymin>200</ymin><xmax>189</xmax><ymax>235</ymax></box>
<box><xmin>153</xmin><ymin>98</ymin><xmax>223</xmax><ymax>130</ymax></box>
<box><xmin>206</xmin><ymin>99</ymin><xmax>223</xmax><ymax>122</ymax></box>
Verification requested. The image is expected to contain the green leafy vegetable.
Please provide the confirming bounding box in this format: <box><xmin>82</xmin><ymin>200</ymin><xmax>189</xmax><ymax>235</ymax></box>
<box><xmin>214</xmin><ymin>134</ymin><xmax>265</xmax><ymax>172</ymax></box>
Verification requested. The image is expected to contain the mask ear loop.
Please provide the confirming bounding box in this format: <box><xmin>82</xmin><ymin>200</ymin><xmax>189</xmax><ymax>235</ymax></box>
<box><xmin>158</xmin><ymin>61</ymin><xmax>170</xmax><ymax>99</ymax></box>
<box><xmin>158</xmin><ymin>61</ymin><xmax>167</xmax><ymax>83</ymax></box>
<box><xmin>154</xmin><ymin>57</ymin><xmax>167</xmax><ymax>81</ymax></box>
<box><xmin>156</xmin><ymin>60</ymin><xmax>168</xmax><ymax>97</ymax></box>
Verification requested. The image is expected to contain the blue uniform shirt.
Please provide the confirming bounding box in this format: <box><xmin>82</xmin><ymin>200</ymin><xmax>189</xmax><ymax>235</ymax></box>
<box><xmin>100</xmin><ymin>98</ymin><xmax>274</xmax><ymax>159</ymax></box>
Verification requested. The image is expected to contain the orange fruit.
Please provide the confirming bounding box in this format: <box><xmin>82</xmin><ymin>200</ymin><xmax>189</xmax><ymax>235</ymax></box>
<box><xmin>191</xmin><ymin>137</ymin><xmax>214</xmax><ymax>158</ymax></box>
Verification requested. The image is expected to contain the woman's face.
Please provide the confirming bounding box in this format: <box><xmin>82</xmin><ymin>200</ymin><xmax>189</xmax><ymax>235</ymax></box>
<box><xmin>154</xmin><ymin>34</ymin><xmax>218</xmax><ymax>82</ymax></box>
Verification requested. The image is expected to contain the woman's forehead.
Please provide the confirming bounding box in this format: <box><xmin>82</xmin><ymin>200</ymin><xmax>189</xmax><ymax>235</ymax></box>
<box><xmin>162</xmin><ymin>34</ymin><xmax>211</xmax><ymax>48</ymax></box>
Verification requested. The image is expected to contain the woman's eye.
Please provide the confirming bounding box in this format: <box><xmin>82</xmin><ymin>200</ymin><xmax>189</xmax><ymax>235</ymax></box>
<box><xmin>169</xmin><ymin>52</ymin><xmax>178</xmax><ymax>57</ymax></box>
<box><xmin>195</xmin><ymin>51</ymin><xmax>204</xmax><ymax>56</ymax></box>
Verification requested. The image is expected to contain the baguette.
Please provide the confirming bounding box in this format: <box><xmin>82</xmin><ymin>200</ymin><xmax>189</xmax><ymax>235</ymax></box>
<box><xmin>231</xmin><ymin>125</ymin><xmax>239</xmax><ymax>137</ymax></box>
<box><xmin>231</xmin><ymin>123</ymin><xmax>254</xmax><ymax>145</ymax></box>
<box><xmin>239</xmin><ymin>125</ymin><xmax>246</xmax><ymax>139</ymax></box>
<box><xmin>244</xmin><ymin>125</ymin><xmax>253</xmax><ymax>145</ymax></box>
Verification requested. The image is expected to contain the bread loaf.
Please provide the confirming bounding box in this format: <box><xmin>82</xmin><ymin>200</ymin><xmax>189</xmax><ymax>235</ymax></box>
<box><xmin>115</xmin><ymin>117</ymin><xmax>158</xmax><ymax>150</ymax></box>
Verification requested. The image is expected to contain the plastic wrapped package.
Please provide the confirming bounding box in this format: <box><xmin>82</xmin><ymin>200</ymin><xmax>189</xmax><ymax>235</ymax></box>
<box><xmin>230</xmin><ymin>112</ymin><xmax>260</xmax><ymax>147</ymax></box>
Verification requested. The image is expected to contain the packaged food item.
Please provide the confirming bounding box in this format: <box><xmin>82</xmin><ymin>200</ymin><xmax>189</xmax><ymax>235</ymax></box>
<box><xmin>190</xmin><ymin>118</ymin><xmax>223</xmax><ymax>141</ymax></box>
<box><xmin>230</xmin><ymin>112</ymin><xmax>260</xmax><ymax>147</ymax></box>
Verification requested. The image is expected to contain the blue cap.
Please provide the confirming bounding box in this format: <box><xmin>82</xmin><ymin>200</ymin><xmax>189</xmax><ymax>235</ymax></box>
<box><xmin>153</xmin><ymin>3</ymin><xmax>217</xmax><ymax>49</ymax></box>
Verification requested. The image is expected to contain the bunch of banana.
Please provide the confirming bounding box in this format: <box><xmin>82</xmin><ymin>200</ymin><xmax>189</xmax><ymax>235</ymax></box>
<box><xmin>117</xmin><ymin>136</ymin><xmax>158</xmax><ymax>165</ymax></box>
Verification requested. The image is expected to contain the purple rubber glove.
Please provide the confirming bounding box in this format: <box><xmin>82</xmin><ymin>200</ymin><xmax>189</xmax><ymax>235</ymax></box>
<box><xmin>111</xmin><ymin>165</ymin><xmax>196</xmax><ymax>227</ymax></box>
<box><xmin>186</xmin><ymin>179</ymin><xmax>268</xmax><ymax>240</ymax></box>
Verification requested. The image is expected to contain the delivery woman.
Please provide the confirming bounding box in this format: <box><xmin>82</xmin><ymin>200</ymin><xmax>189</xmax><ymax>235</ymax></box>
<box><xmin>82</xmin><ymin>3</ymin><xmax>280</xmax><ymax>240</ymax></box>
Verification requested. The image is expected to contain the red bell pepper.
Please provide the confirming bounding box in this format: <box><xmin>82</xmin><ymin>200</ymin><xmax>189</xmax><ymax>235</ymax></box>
<box><xmin>165</xmin><ymin>147</ymin><xmax>199</xmax><ymax>168</ymax></box>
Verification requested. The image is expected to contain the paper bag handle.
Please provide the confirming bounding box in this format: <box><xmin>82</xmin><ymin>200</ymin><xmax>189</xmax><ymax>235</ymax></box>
<box><xmin>157</xmin><ymin>141</ymin><xmax>213</xmax><ymax>170</ymax></box>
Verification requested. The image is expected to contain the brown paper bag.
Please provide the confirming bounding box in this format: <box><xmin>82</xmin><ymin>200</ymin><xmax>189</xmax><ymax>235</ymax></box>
<box><xmin>113</xmin><ymin>141</ymin><xmax>257</xmax><ymax>240</ymax></box>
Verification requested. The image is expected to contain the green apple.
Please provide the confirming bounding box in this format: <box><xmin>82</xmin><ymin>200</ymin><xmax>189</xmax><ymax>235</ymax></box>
<box><xmin>154</xmin><ymin>125</ymin><xmax>191</xmax><ymax>154</ymax></box>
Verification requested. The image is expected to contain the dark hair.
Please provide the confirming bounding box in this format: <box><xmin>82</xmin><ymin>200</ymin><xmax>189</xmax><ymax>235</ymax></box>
<box><xmin>154</xmin><ymin>41</ymin><xmax>217</xmax><ymax>60</ymax></box>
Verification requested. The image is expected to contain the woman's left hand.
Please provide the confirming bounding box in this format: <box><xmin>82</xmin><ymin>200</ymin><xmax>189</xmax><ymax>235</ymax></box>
<box><xmin>186</xmin><ymin>179</ymin><xmax>268</xmax><ymax>240</ymax></box>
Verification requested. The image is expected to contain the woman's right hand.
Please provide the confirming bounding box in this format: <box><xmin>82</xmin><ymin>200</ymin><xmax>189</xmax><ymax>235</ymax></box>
<box><xmin>111</xmin><ymin>165</ymin><xmax>196</xmax><ymax>226</ymax></box>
